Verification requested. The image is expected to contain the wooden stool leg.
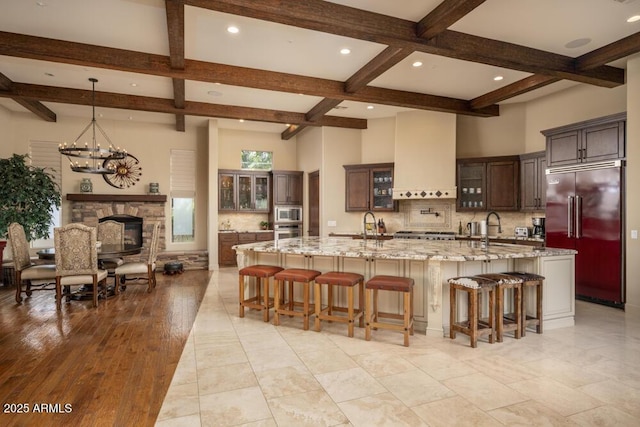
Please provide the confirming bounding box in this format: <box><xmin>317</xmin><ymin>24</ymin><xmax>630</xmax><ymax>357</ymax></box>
<box><xmin>327</xmin><ymin>284</ymin><xmax>333</xmax><ymax>316</ymax></box>
<box><xmin>521</xmin><ymin>284</ymin><xmax>528</xmax><ymax>337</ymax></box>
<box><xmin>239</xmin><ymin>275</ymin><xmax>245</xmax><ymax>318</ymax></box>
<box><xmin>488</xmin><ymin>288</ymin><xmax>495</xmax><ymax>344</ymax></box>
<box><xmin>347</xmin><ymin>286</ymin><xmax>355</xmax><ymax>337</ymax></box>
<box><xmin>449</xmin><ymin>285</ymin><xmax>456</xmax><ymax>339</ymax></box>
<box><xmin>410</xmin><ymin>287</ymin><xmax>414</xmax><ymax>336</ymax></box>
<box><xmin>358</xmin><ymin>279</ymin><xmax>365</xmax><ymax>328</ymax></box>
<box><xmin>314</xmin><ymin>282</ymin><xmax>322</xmax><ymax>332</ymax></box>
<box><xmin>403</xmin><ymin>291</ymin><xmax>410</xmax><ymax>347</ymax></box>
<box><xmin>495</xmin><ymin>286</ymin><xmax>504</xmax><ymax>343</ymax></box>
<box><xmin>303</xmin><ymin>281</ymin><xmax>310</xmax><ymax>330</ymax></box>
<box><xmin>262</xmin><ymin>277</ymin><xmax>270</xmax><ymax>322</ymax></box>
<box><xmin>515</xmin><ymin>286</ymin><xmax>522</xmax><ymax>339</ymax></box>
<box><xmin>537</xmin><ymin>283</ymin><xmax>543</xmax><ymax>334</ymax></box>
<box><xmin>365</xmin><ymin>288</ymin><xmax>372</xmax><ymax>341</ymax></box>
<box><xmin>469</xmin><ymin>289</ymin><xmax>478</xmax><ymax>348</ymax></box>
<box><xmin>273</xmin><ymin>279</ymin><xmax>281</xmax><ymax>326</ymax></box>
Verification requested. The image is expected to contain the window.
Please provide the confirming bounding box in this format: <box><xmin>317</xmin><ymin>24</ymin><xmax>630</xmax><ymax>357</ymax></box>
<box><xmin>241</xmin><ymin>150</ymin><xmax>272</xmax><ymax>170</ymax></box>
<box><xmin>170</xmin><ymin>149</ymin><xmax>196</xmax><ymax>243</ymax></box>
<box><xmin>29</xmin><ymin>141</ymin><xmax>61</xmax><ymax>248</ymax></box>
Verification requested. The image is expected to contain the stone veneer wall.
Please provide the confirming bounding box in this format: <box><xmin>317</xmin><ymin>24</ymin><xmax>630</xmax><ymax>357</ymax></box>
<box><xmin>69</xmin><ymin>196</ymin><xmax>207</xmax><ymax>270</ymax></box>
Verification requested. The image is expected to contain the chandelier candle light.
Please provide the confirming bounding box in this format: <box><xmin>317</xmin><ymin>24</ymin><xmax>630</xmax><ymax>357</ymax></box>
<box><xmin>58</xmin><ymin>78</ymin><xmax>127</xmax><ymax>174</ymax></box>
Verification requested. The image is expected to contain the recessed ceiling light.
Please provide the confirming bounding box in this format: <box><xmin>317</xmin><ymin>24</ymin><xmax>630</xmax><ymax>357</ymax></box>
<box><xmin>340</xmin><ymin>48</ymin><xmax>351</xmax><ymax>55</ymax></box>
<box><xmin>128</xmin><ymin>116</ymin><xmax>133</xmax><ymax>120</ymax></box>
<box><xmin>564</xmin><ymin>38</ymin><xmax>591</xmax><ymax>49</ymax></box>
<box><xmin>130</xmin><ymin>83</ymin><xmax>138</xmax><ymax>87</ymax></box>
<box><xmin>628</xmin><ymin>15</ymin><xmax>640</xmax><ymax>23</ymax></box>
<box><xmin>367</xmin><ymin>105</ymin><xmax>374</xmax><ymax>110</ymax></box>
<box><xmin>412</xmin><ymin>61</ymin><xmax>423</xmax><ymax>68</ymax></box>
<box><xmin>493</xmin><ymin>75</ymin><xmax>504</xmax><ymax>81</ymax></box>
<box><xmin>227</xmin><ymin>26</ymin><xmax>239</xmax><ymax>34</ymax></box>
<box><xmin>239</xmin><ymin>119</ymin><xmax>244</xmax><ymax>123</ymax></box>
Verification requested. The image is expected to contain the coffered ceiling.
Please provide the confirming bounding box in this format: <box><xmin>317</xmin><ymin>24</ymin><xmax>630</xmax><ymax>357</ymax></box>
<box><xmin>0</xmin><ymin>0</ymin><xmax>638</xmax><ymax>138</ymax></box>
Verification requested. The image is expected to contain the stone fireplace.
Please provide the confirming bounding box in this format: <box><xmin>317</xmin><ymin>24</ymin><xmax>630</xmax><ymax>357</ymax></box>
<box><xmin>67</xmin><ymin>194</ymin><xmax>166</xmax><ymax>262</ymax></box>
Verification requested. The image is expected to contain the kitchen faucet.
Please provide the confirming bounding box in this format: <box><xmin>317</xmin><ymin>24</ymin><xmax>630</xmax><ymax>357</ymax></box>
<box><xmin>363</xmin><ymin>211</ymin><xmax>380</xmax><ymax>246</ymax></box>
<box><xmin>484</xmin><ymin>211</ymin><xmax>502</xmax><ymax>246</ymax></box>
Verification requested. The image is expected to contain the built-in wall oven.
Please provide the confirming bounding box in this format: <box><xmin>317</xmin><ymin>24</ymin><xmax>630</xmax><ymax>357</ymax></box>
<box><xmin>274</xmin><ymin>206</ymin><xmax>302</xmax><ymax>223</ymax></box>
<box><xmin>274</xmin><ymin>223</ymin><xmax>302</xmax><ymax>240</ymax></box>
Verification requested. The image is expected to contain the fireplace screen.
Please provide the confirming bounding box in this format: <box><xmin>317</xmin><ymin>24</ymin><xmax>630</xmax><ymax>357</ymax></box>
<box><xmin>99</xmin><ymin>214</ymin><xmax>143</xmax><ymax>248</ymax></box>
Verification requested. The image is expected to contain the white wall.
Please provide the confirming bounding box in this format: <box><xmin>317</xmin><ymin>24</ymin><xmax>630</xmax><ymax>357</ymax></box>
<box><xmin>457</xmin><ymin>103</ymin><xmax>526</xmax><ymax>157</ymax></box>
<box><xmin>361</xmin><ymin>116</ymin><xmax>395</xmax><ymax>164</ymax></box>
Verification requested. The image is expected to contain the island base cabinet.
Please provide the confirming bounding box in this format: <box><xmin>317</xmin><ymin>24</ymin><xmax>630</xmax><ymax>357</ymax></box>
<box><xmin>514</xmin><ymin>255</ymin><xmax>575</xmax><ymax>330</ymax></box>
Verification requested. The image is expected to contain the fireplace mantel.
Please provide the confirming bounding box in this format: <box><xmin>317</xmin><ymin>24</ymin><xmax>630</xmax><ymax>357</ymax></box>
<box><xmin>66</xmin><ymin>193</ymin><xmax>167</xmax><ymax>203</ymax></box>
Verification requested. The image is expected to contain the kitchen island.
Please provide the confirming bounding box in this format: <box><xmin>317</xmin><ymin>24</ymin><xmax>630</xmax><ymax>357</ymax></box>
<box><xmin>233</xmin><ymin>237</ymin><xmax>577</xmax><ymax>336</ymax></box>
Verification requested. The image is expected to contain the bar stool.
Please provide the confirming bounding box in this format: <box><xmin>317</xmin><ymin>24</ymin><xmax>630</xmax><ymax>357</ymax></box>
<box><xmin>503</xmin><ymin>272</ymin><xmax>544</xmax><ymax>336</ymax></box>
<box><xmin>274</xmin><ymin>268</ymin><xmax>321</xmax><ymax>330</ymax></box>
<box><xmin>448</xmin><ymin>275</ymin><xmax>498</xmax><ymax>348</ymax></box>
<box><xmin>476</xmin><ymin>273</ymin><xmax>524</xmax><ymax>342</ymax></box>
<box><xmin>364</xmin><ymin>275</ymin><xmax>414</xmax><ymax>347</ymax></box>
<box><xmin>314</xmin><ymin>271</ymin><xmax>364</xmax><ymax>337</ymax></box>
<box><xmin>238</xmin><ymin>264</ymin><xmax>284</xmax><ymax>322</ymax></box>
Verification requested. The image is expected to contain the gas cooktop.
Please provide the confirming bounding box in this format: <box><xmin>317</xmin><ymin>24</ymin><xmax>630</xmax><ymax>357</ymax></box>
<box><xmin>393</xmin><ymin>230</ymin><xmax>456</xmax><ymax>240</ymax></box>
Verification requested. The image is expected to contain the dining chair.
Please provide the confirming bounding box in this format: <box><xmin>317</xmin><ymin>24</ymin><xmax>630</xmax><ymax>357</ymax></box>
<box><xmin>97</xmin><ymin>219</ymin><xmax>125</xmax><ymax>282</ymax></box>
<box><xmin>114</xmin><ymin>222</ymin><xmax>160</xmax><ymax>293</ymax></box>
<box><xmin>8</xmin><ymin>222</ymin><xmax>57</xmax><ymax>304</ymax></box>
<box><xmin>54</xmin><ymin>223</ymin><xmax>108</xmax><ymax>309</ymax></box>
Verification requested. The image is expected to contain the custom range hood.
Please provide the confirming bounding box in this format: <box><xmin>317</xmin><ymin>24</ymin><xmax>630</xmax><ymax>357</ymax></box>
<box><xmin>391</xmin><ymin>111</ymin><xmax>457</xmax><ymax>200</ymax></box>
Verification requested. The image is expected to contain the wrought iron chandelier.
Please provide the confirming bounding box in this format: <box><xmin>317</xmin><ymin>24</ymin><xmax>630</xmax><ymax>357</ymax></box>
<box><xmin>58</xmin><ymin>78</ymin><xmax>127</xmax><ymax>174</ymax></box>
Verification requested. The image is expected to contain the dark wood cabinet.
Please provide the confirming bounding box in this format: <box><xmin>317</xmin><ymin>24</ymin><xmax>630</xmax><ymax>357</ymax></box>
<box><xmin>520</xmin><ymin>151</ymin><xmax>546</xmax><ymax>211</ymax></box>
<box><xmin>218</xmin><ymin>232</ymin><xmax>238</xmax><ymax>266</ymax></box>
<box><xmin>457</xmin><ymin>156</ymin><xmax>519</xmax><ymax>211</ymax></box>
<box><xmin>272</xmin><ymin>170</ymin><xmax>303</xmax><ymax>205</ymax></box>
<box><xmin>218</xmin><ymin>169</ymin><xmax>270</xmax><ymax>212</ymax></box>
<box><xmin>544</xmin><ymin>113</ymin><xmax>625</xmax><ymax>167</ymax></box>
<box><xmin>343</xmin><ymin>163</ymin><xmax>396</xmax><ymax>212</ymax></box>
<box><xmin>218</xmin><ymin>231</ymin><xmax>274</xmax><ymax>266</ymax></box>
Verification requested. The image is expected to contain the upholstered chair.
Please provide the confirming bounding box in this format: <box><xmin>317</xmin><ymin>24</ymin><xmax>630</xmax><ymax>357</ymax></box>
<box><xmin>54</xmin><ymin>223</ymin><xmax>108</xmax><ymax>309</ymax></box>
<box><xmin>114</xmin><ymin>222</ymin><xmax>160</xmax><ymax>293</ymax></box>
<box><xmin>8</xmin><ymin>222</ymin><xmax>57</xmax><ymax>304</ymax></box>
<box><xmin>97</xmin><ymin>220</ymin><xmax>125</xmax><ymax>271</ymax></box>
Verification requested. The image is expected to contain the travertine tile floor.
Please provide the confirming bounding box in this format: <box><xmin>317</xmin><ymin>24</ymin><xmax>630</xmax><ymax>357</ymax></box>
<box><xmin>156</xmin><ymin>268</ymin><xmax>640</xmax><ymax>426</ymax></box>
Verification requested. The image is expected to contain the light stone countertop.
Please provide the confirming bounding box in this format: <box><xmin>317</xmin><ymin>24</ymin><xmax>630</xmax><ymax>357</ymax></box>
<box><xmin>233</xmin><ymin>236</ymin><xmax>576</xmax><ymax>262</ymax></box>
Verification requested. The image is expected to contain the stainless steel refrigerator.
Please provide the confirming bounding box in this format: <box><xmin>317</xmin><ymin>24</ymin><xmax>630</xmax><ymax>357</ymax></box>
<box><xmin>545</xmin><ymin>160</ymin><xmax>625</xmax><ymax>307</ymax></box>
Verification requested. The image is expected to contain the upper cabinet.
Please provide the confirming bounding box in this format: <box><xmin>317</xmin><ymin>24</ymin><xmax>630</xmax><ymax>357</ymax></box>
<box><xmin>344</xmin><ymin>163</ymin><xmax>397</xmax><ymax>212</ymax></box>
<box><xmin>543</xmin><ymin>113</ymin><xmax>626</xmax><ymax>167</ymax></box>
<box><xmin>520</xmin><ymin>151</ymin><xmax>546</xmax><ymax>212</ymax></box>
<box><xmin>456</xmin><ymin>156</ymin><xmax>520</xmax><ymax>211</ymax></box>
<box><xmin>272</xmin><ymin>170</ymin><xmax>303</xmax><ymax>206</ymax></box>
<box><xmin>218</xmin><ymin>169</ymin><xmax>270</xmax><ymax>212</ymax></box>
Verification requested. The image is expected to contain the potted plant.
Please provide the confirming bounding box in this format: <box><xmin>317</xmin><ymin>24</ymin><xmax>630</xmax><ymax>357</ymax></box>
<box><xmin>0</xmin><ymin>153</ymin><xmax>62</xmax><ymax>243</ymax></box>
<box><xmin>259</xmin><ymin>221</ymin><xmax>269</xmax><ymax>230</ymax></box>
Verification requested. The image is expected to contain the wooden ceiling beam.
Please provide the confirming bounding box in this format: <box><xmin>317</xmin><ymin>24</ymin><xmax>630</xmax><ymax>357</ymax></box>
<box><xmin>166</xmin><ymin>0</ymin><xmax>186</xmax><ymax>132</ymax></box>
<box><xmin>186</xmin><ymin>0</ymin><xmax>623</xmax><ymax>88</ymax></box>
<box><xmin>471</xmin><ymin>75</ymin><xmax>560</xmax><ymax>109</ymax></box>
<box><xmin>0</xmin><ymin>32</ymin><xmax>495</xmax><ymax>117</ymax></box>
<box><xmin>0</xmin><ymin>72</ymin><xmax>56</xmax><ymax>122</ymax></box>
<box><xmin>576</xmin><ymin>31</ymin><xmax>640</xmax><ymax>71</ymax></box>
<box><xmin>281</xmin><ymin>125</ymin><xmax>306</xmax><ymax>141</ymax></box>
<box><xmin>0</xmin><ymin>82</ymin><xmax>366</xmax><ymax>129</ymax></box>
<box><xmin>416</xmin><ymin>0</ymin><xmax>486</xmax><ymax>40</ymax></box>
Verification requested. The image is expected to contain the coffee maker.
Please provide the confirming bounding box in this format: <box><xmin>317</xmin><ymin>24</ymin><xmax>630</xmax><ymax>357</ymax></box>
<box><xmin>532</xmin><ymin>217</ymin><xmax>545</xmax><ymax>238</ymax></box>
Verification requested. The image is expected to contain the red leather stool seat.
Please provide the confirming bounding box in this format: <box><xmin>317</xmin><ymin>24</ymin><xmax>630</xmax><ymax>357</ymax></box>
<box><xmin>365</xmin><ymin>275</ymin><xmax>414</xmax><ymax>347</ymax></box>
<box><xmin>274</xmin><ymin>268</ymin><xmax>321</xmax><ymax>330</ymax></box>
<box><xmin>314</xmin><ymin>272</ymin><xmax>365</xmax><ymax>337</ymax></box>
<box><xmin>238</xmin><ymin>265</ymin><xmax>284</xmax><ymax>322</ymax></box>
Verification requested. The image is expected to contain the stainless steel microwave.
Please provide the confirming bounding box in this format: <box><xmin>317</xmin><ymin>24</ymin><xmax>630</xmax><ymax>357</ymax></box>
<box><xmin>274</xmin><ymin>206</ymin><xmax>302</xmax><ymax>223</ymax></box>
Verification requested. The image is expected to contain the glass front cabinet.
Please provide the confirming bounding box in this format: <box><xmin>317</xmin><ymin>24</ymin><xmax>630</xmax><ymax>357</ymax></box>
<box><xmin>218</xmin><ymin>170</ymin><xmax>270</xmax><ymax>212</ymax></box>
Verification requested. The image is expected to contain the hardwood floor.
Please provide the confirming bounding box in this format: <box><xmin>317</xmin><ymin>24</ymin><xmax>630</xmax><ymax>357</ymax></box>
<box><xmin>0</xmin><ymin>269</ymin><xmax>211</xmax><ymax>427</ymax></box>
